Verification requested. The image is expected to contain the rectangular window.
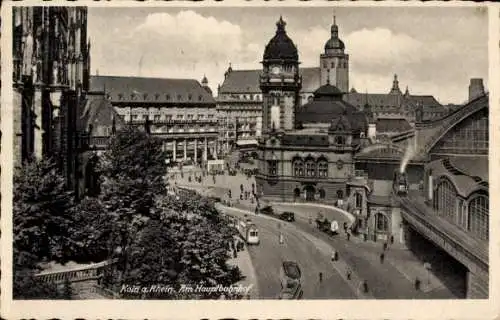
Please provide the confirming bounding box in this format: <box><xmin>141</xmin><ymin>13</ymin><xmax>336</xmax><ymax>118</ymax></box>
<box><xmin>154</xmin><ymin>115</ymin><xmax>161</xmax><ymax>121</ymax></box>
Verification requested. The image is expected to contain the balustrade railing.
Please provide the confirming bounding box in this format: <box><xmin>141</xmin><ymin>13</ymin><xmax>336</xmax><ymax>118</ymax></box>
<box><xmin>35</xmin><ymin>259</ymin><xmax>118</xmax><ymax>284</ymax></box>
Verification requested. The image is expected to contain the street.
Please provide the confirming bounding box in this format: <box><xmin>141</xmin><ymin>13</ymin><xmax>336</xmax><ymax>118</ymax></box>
<box><xmin>176</xmin><ymin>171</ymin><xmax>459</xmax><ymax>299</ymax></box>
<box><xmin>218</xmin><ymin>205</ymin><xmax>357</xmax><ymax>299</ymax></box>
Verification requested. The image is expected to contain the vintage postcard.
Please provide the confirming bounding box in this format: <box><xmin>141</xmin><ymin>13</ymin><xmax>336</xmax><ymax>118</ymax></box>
<box><xmin>0</xmin><ymin>1</ymin><xmax>498</xmax><ymax>319</ymax></box>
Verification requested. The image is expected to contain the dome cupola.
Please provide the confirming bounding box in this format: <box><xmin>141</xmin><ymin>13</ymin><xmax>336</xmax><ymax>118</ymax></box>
<box><xmin>263</xmin><ymin>16</ymin><xmax>299</xmax><ymax>62</ymax></box>
<box><xmin>324</xmin><ymin>16</ymin><xmax>345</xmax><ymax>52</ymax></box>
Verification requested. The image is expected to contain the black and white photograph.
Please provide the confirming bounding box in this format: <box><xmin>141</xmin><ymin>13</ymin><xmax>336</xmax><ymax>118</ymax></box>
<box><xmin>1</xmin><ymin>2</ymin><xmax>497</xmax><ymax>318</ymax></box>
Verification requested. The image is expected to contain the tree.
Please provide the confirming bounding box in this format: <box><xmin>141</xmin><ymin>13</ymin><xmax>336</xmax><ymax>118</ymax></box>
<box><xmin>13</xmin><ymin>159</ymin><xmax>75</xmax><ymax>264</ymax></box>
<box><xmin>70</xmin><ymin>197</ymin><xmax>113</xmax><ymax>263</ymax></box>
<box><xmin>119</xmin><ymin>194</ymin><xmax>242</xmax><ymax>299</ymax></box>
<box><xmin>97</xmin><ymin>126</ymin><xmax>169</xmax><ymax>280</ymax></box>
<box><xmin>12</xmin><ymin>159</ymin><xmax>76</xmax><ymax>299</ymax></box>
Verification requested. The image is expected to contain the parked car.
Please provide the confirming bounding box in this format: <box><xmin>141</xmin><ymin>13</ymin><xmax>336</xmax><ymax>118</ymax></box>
<box><xmin>260</xmin><ymin>205</ymin><xmax>274</xmax><ymax>215</ymax></box>
<box><xmin>279</xmin><ymin>211</ymin><xmax>295</xmax><ymax>222</ymax></box>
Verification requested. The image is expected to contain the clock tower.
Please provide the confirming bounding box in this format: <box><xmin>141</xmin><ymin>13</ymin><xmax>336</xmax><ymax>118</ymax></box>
<box><xmin>260</xmin><ymin>16</ymin><xmax>302</xmax><ymax>135</ymax></box>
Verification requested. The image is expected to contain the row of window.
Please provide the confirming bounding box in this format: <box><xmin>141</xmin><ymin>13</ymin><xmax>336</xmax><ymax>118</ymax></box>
<box><xmin>220</xmin><ymin>117</ymin><xmax>259</xmax><ymax>123</ymax></box>
<box><xmin>222</xmin><ymin>94</ymin><xmax>263</xmax><ymax>101</ymax></box>
<box><xmin>128</xmin><ymin>114</ymin><xmax>215</xmax><ymax>121</ymax></box>
<box><xmin>433</xmin><ymin>178</ymin><xmax>489</xmax><ymax>241</ymax></box>
<box><xmin>115</xmin><ymin>93</ymin><xmax>205</xmax><ymax>102</ymax></box>
<box><xmin>293</xmin><ymin>160</ymin><xmax>329</xmax><ymax>178</ymax></box>
<box><xmin>322</xmin><ymin>61</ymin><xmax>348</xmax><ymax>69</ymax></box>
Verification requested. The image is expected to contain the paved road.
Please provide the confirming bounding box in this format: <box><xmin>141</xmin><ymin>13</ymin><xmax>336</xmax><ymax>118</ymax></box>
<box><xmin>270</xmin><ymin>204</ymin><xmax>459</xmax><ymax>299</ymax></box>
<box><xmin>218</xmin><ymin>206</ymin><xmax>357</xmax><ymax>299</ymax></box>
<box><xmin>174</xmin><ymin>175</ymin><xmax>459</xmax><ymax>299</ymax></box>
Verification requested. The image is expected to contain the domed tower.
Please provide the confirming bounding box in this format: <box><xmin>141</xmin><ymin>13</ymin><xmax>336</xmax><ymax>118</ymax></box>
<box><xmin>201</xmin><ymin>74</ymin><xmax>213</xmax><ymax>96</ymax></box>
<box><xmin>260</xmin><ymin>16</ymin><xmax>301</xmax><ymax>135</ymax></box>
<box><xmin>320</xmin><ymin>15</ymin><xmax>349</xmax><ymax>93</ymax></box>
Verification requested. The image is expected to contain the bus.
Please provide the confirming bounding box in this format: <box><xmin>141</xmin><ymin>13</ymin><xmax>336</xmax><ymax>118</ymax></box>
<box><xmin>237</xmin><ymin>219</ymin><xmax>260</xmax><ymax>245</ymax></box>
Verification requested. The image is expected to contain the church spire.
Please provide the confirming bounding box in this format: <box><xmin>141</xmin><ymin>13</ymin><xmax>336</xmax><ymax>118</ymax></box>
<box><xmin>276</xmin><ymin>15</ymin><xmax>287</xmax><ymax>33</ymax></box>
<box><xmin>331</xmin><ymin>13</ymin><xmax>339</xmax><ymax>38</ymax></box>
<box><xmin>389</xmin><ymin>74</ymin><xmax>402</xmax><ymax>95</ymax></box>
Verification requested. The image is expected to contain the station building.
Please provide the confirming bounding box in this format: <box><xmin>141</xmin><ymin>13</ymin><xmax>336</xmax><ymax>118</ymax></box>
<box><xmin>217</xmin><ymin>16</ymin><xmax>448</xmax><ymax>153</ymax></box>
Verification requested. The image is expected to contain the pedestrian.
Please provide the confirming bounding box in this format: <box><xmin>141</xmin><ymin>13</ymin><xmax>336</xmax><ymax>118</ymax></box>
<box><xmin>346</xmin><ymin>269</ymin><xmax>351</xmax><ymax>280</ymax></box>
<box><xmin>279</xmin><ymin>232</ymin><xmax>284</xmax><ymax>244</ymax></box>
<box><xmin>319</xmin><ymin>272</ymin><xmax>323</xmax><ymax>282</ymax></box>
<box><xmin>331</xmin><ymin>249</ymin><xmax>337</xmax><ymax>261</ymax></box>
<box><xmin>415</xmin><ymin>278</ymin><xmax>421</xmax><ymax>290</ymax></box>
<box><xmin>346</xmin><ymin>232</ymin><xmax>350</xmax><ymax>241</ymax></box>
<box><xmin>362</xmin><ymin>280</ymin><xmax>368</xmax><ymax>293</ymax></box>
<box><xmin>390</xmin><ymin>235</ymin><xmax>394</xmax><ymax>244</ymax></box>
<box><xmin>383</xmin><ymin>242</ymin><xmax>388</xmax><ymax>251</ymax></box>
<box><xmin>380</xmin><ymin>252</ymin><xmax>385</xmax><ymax>264</ymax></box>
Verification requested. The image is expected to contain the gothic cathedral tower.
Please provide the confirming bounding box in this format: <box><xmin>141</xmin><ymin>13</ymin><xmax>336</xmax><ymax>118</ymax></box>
<box><xmin>260</xmin><ymin>17</ymin><xmax>301</xmax><ymax>135</ymax></box>
<box><xmin>320</xmin><ymin>16</ymin><xmax>349</xmax><ymax>93</ymax></box>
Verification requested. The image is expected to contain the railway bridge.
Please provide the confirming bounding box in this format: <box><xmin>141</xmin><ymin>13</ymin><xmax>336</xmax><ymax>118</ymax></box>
<box><xmin>395</xmin><ymin>192</ymin><xmax>488</xmax><ymax>298</ymax></box>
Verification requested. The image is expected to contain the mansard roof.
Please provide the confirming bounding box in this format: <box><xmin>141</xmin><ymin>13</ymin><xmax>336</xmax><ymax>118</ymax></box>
<box><xmin>89</xmin><ymin>75</ymin><xmax>216</xmax><ymax>105</ymax></box>
<box><xmin>218</xmin><ymin>67</ymin><xmax>320</xmax><ymax>94</ymax></box>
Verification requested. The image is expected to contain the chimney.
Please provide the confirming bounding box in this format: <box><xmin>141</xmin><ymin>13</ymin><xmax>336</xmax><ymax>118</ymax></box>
<box><xmin>469</xmin><ymin>78</ymin><xmax>485</xmax><ymax>101</ymax></box>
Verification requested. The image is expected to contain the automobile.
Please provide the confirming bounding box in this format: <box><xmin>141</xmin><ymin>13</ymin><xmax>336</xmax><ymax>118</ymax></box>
<box><xmin>280</xmin><ymin>261</ymin><xmax>302</xmax><ymax>291</ymax></box>
<box><xmin>279</xmin><ymin>211</ymin><xmax>295</xmax><ymax>222</ymax></box>
<box><xmin>260</xmin><ymin>205</ymin><xmax>274</xmax><ymax>215</ymax></box>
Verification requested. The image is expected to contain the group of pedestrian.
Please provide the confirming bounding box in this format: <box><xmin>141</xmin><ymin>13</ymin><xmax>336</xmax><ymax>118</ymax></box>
<box><xmin>379</xmin><ymin>238</ymin><xmax>394</xmax><ymax>264</ymax></box>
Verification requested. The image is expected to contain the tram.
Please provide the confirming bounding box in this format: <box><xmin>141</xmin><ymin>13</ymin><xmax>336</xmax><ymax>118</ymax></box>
<box><xmin>237</xmin><ymin>219</ymin><xmax>260</xmax><ymax>245</ymax></box>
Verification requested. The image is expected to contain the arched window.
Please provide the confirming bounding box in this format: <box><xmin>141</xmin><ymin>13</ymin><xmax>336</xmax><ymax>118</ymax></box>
<box><xmin>317</xmin><ymin>159</ymin><xmax>328</xmax><ymax>178</ymax></box>
<box><xmin>337</xmin><ymin>189</ymin><xmax>344</xmax><ymax>199</ymax></box>
<box><xmin>335</xmin><ymin>136</ymin><xmax>346</xmax><ymax>145</ymax></box>
<box><xmin>293</xmin><ymin>159</ymin><xmax>304</xmax><ymax>177</ymax></box>
<box><xmin>305</xmin><ymin>159</ymin><xmax>316</xmax><ymax>177</ymax></box>
<box><xmin>268</xmin><ymin>160</ymin><xmax>278</xmax><ymax>176</ymax></box>
<box><xmin>319</xmin><ymin>188</ymin><xmax>326</xmax><ymax>199</ymax></box>
<box><xmin>468</xmin><ymin>195</ymin><xmax>489</xmax><ymax>241</ymax></box>
<box><xmin>376</xmin><ymin>213</ymin><xmax>389</xmax><ymax>232</ymax></box>
<box><xmin>355</xmin><ymin>193</ymin><xmax>363</xmax><ymax>208</ymax></box>
<box><xmin>433</xmin><ymin>178</ymin><xmax>457</xmax><ymax>222</ymax></box>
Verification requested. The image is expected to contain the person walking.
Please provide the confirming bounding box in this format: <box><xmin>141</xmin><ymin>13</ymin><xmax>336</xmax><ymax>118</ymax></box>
<box><xmin>331</xmin><ymin>249</ymin><xmax>338</xmax><ymax>261</ymax></box>
<box><xmin>319</xmin><ymin>272</ymin><xmax>323</xmax><ymax>283</ymax></box>
<box><xmin>279</xmin><ymin>232</ymin><xmax>284</xmax><ymax>244</ymax></box>
<box><xmin>380</xmin><ymin>252</ymin><xmax>385</xmax><ymax>264</ymax></box>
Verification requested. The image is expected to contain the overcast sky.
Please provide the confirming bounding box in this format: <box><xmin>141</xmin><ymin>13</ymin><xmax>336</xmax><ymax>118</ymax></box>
<box><xmin>88</xmin><ymin>6</ymin><xmax>488</xmax><ymax>104</ymax></box>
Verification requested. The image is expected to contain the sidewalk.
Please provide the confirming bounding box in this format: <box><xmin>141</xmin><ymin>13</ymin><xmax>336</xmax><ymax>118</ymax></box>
<box><xmin>226</xmin><ymin>238</ymin><xmax>260</xmax><ymax>299</ymax></box>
